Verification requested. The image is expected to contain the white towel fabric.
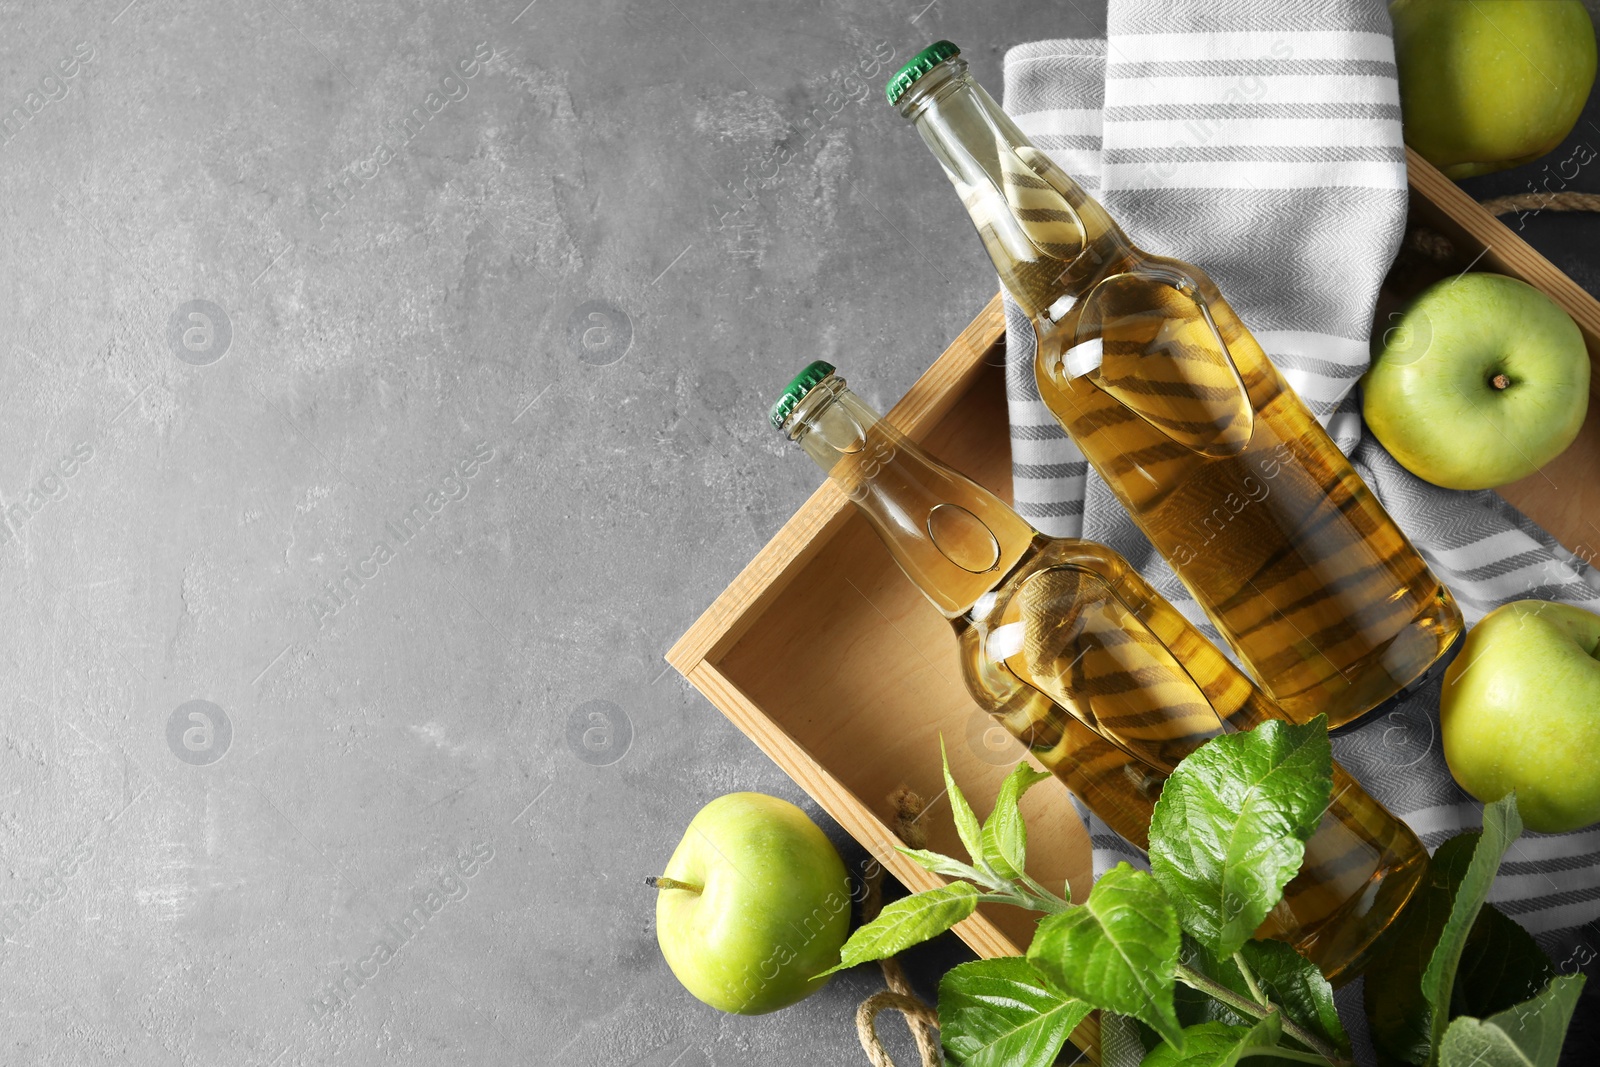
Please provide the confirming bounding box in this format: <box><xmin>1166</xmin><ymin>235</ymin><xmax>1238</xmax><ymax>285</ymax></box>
<box><xmin>998</xmin><ymin>1</ymin><xmax>1600</xmax><ymax>961</ymax></box>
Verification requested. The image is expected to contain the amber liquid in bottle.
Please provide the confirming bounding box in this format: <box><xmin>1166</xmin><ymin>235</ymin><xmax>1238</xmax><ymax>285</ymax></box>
<box><xmin>896</xmin><ymin>56</ymin><xmax>1463</xmax><ymax>729</ymax></box>
<box><xmin>782</xmin><ymin>369</ymin><xmax>1424</xmax><ymax>981</ymax></box>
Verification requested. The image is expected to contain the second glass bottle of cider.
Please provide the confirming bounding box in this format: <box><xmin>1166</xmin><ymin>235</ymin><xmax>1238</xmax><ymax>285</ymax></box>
<box><xmin>772</xmin><ymin>361</ymin><xmax>1426</xmax><ymax>981</ymax></box>
<box><xmin>886</xmin><ymin>42</ymin><xmax>1463</xmax><ymax>730</ymax></box>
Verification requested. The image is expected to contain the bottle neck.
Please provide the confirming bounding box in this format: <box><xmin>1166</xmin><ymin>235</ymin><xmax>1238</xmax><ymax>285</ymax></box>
<box><xmin>786</xmin><ymin>378</ymin><xmax>1035</xmax><ymax>618</ymax></box>
<box><xmin>897</xmin><ymin>58</ymin><xmax>1136</xmax><ymax>334</ymax></box>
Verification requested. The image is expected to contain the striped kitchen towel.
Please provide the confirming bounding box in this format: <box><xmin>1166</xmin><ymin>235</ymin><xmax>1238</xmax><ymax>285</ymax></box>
<box><xmin>999</xmin><ymin>1</ymin><xmax>1600</xmax><ymax>960</ymax></box>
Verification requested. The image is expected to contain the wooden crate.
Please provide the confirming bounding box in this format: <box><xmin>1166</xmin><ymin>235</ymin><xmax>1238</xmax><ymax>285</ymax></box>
<box><xmin>665</xmin><ymin>147</ymin><xmax>1600</xmax><ymax>1061</ymax></box>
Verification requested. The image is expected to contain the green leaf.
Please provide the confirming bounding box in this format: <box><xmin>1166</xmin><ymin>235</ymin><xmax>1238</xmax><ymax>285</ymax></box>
<box><xmin>1137</xmin><ymin>1016</ymin><xmax>1283</xmax><ymax>1067</ymax></box>
<box><xmin>1175</xmin><ymin>939</ymin><xmax>1347</xmax><ymax>1057</ymax></box>
<box><xmin>942</xmin><ymin>736</ymin><xmax>986</xmax><ymax>867</ymax></box>
<box><xmin>1364</xmin><ymin>838</ymin><xmax>1472</xmax><ymax>1065</ymax></box>
<box><xmin>1240</xmin><ymin>940</ymin><xmax>1349</xmax><ymax>1056</ymax></box>
<box><xmin>981</xmin><ymin>761</ymin><xmax>1054</xmax><ymax>881</ymax></box>
<box><xmin>1438</xmin><ymin>974</ymin><xmax>1585</xmax><ymax>1067</ymax></box>
<box><xmin>1364</xmin><ymin>830</ymin><xmax>1554</xmax><ymax>1066</ymax></box>
<box><xmin>1027</xmin><ymin>863</ymin><xmax>1185</xmax><ymax>1049</ymax></box>
<box><xmin>1453</xmin><ymin>901</ymin><xmax>1558</xmax><ymax>1019</ymax></box>
<box><xmin>937</xmin><ymin>957</ymin><xmax>1092</xmax><ymax>1067</ymax></box>
<box><xmin>817</xmin><ymin>881</ymin><xmax>978</xmax><ymax>977</ymax></box>
<box><xmin>1148</xmin><ymin>717</ymin><xmax>1333</xmax><ymax>958</ymax></box>
<box><xmin>1366</xmin><ymin>797</ymin><xmax>1551</xmax><ymax>1066</ymax></box>
<box><xmin>897</xmin><ymin>846</ymin><xmax>988</xmax><ymax>884</ymax></box>
<box><xmin>1421</xmin><ymin>794</ymin><xmax>1524</xmax><ymax>1058</ymax></box>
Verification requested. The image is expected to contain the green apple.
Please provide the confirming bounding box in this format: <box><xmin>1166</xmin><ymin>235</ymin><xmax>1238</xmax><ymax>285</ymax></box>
<box><xmin>1441</xmin><ymin>600</ymin><xmax>1600</xmax><ymax>834</ymax></box>
<box><xmin>1363</xmin><ymin>272</ymin><xmax>1589</xmax><ymax>490</ymax></box>
<box><xmin>652</xmin><ymin>792</ymin><xmax>851</xmax><ymax>1014</ymax></box>
<box><xmin>1391</xmin><ymin>0</ymin><xmax>1597</xmax><ymax>179</ymax></box>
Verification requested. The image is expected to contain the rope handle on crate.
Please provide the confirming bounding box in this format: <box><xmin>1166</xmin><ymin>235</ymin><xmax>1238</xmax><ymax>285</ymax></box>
<box><xmin>854</xmin><ymin>786</ymin><xmax>944</xmax><ymax>1067</ymax></box>
<box><xmin>1479</xmin><ymin>190</ymin><xmax>1600</xmax><ymax>217</ymax></box>
<box><xmin>1407</xmin><ymin>191</ymin><xmax>1600</xmax><ymax>262</ymax></box>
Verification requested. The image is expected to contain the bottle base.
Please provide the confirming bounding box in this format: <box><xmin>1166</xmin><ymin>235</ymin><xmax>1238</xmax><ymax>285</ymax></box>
<box><xmin>1274</xmin><ymin>827</ymin><xmax>1431</xmax><ymax>985</ymax></box>
<box><xmin>1269</xmin><ymin>595</ymin><xmax>1465</xmax><ymax>732</ymax></box>
<box><xmin>1329</xmin><ymin>626</ymin><xmax>1465</xmax><ymax>737</ymax></box>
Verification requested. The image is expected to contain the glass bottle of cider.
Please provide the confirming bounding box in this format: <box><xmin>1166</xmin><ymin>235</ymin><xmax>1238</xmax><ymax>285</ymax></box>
<box><xmin>887</xmin><ymin>42</ymin><xmax>1463</xmax><ymax>730</ymax></box>
<box><xmin>772</xmin><ymin>361</ymin><xmax>1425</xmax><ymax>981</ymax></box>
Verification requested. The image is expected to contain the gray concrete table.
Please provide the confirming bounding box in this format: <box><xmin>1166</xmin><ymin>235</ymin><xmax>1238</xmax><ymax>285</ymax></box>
<box><xmin>3</xmin><ymin>1</ymin><xmax>1597</xmax><ymax>1065</ymax></box>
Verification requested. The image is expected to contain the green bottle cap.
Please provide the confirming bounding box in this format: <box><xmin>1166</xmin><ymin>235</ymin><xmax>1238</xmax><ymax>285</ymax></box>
<box><xmin>770</xmin><ymin>360</ymin><xmax>837</xmax><ymax>431</ymax></box>
<box><xmin>885</xmin><ymin>40</ymin><xmax>960</xmax><ymax>106</ymax></box>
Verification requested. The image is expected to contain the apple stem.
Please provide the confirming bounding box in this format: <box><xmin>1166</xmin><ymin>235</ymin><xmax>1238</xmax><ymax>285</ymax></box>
<box><xmin>1490</xmin><ymin>372</ymin><xmax>1512</xmax><ymax>391</ymax></box>
<box><xmin>646</xmin><ymin>876</ymin><xmax>703</xmax><ymax>894</ymax></box>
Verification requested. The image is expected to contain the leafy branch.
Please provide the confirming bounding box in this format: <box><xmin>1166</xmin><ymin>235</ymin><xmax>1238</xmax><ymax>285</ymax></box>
<box><xmin>1171</xmin><ymin>959</ymin><xmax>1347</xmax><ymax>1064</ymax></box>
<box><xmin>1364</xmin><ymin>794</ymin><xmax>1586</xmax><ymax>1067</ymax></box>
<box><xmin>819</xmin><ymin>718</ymin><xmax>1585</xmax><ymax>1067</ymax></box>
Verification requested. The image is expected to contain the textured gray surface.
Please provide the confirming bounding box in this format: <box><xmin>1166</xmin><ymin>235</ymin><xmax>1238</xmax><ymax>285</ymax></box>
<box><xmin>3</xmin><ymin>1</ymin><xmax>1599</xmax><ymax>1065</ymax></box>
<box><xmin>0</xmin><ymin>2</ymin><xmax>1099</xmax><ymax>1065</ymax></box>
